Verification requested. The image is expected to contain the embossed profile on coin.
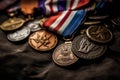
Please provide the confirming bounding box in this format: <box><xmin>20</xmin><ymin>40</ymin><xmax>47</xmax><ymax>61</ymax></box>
<box><xmin>52</xmin><ymin>42</ymin><xmax>78</xmax><ymax>66</ymax></box>
<box><xmin>7</xmin><ymin>27</ymin><xmax>30</xmax><ymax>41</ymax></box>
<box><xmin>86</xmin><ymin>25</ymin><xmax>113</xmax><ymax>43</ymax></box>
<box><xmin>27</xmin><ymin>19</ymin><xmax>42</xmax><ymax>32</ymax></box>
<box><xmin>72</xmin><ymin>35</ymin><xmax>107</xmax><ymax>59</ymax></box>
<box><xmin>0</xmin><ymin>17</ymin><xmax>25</xmax><ymax>31</ymax></box>
<box><xmin>28</xmin><ymin>30</ymin><xmax>58</xmax><ymax>51</ymax></box>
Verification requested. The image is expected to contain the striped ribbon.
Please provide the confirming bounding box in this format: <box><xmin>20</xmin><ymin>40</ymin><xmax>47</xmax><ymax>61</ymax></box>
<box><xmin>38</xmin><ymin>0</ymin><xmax>90</xmax><ymax>15</ymax></box>
<box><xmin>44</xmin><ymin>9</ymin><xmax>86</xmax><ymax>37</ymax></box>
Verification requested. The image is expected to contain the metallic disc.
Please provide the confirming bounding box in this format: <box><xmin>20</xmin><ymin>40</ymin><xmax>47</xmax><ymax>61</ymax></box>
<box><xmin>28</xmin><ymin>30</ymin><xmax>58</xmax><ymax>51</ymax></box>
<box><xmin>0</xmin><ymin>17</ymin><xmax>25</xmax><ymax>31</ymax></box>
<box><xmin>52</xmin><ymin>42</ymin><xmax>78</xmax><ymax>66</ymax></box>
<box><xmin>86</xmin><ymin>25</ymin><xmax>113</xmax><ymax>43</ymax></box>
<box><xmin>27</xmin><ymin>19</ymin><xmax>42</xmax><ymax>32</ymax></box>
<box><xmin>88</xmin><ymin>15</ymin><xmax>109</xmax><ymax>20</ymax></box>
<box><xmin>72</xmin><ymin>35</ymin><xmax>107</xmax><ymax>59</ymax></box>
<box><xmin>7</xmin><ymin>27</ymin><xmax>30</xmax><ymax>41</ymax></box>
<box><xmin>111</xmin><ymin>17</ymin><xmax>120</xmax><ymax>26</ymax></box>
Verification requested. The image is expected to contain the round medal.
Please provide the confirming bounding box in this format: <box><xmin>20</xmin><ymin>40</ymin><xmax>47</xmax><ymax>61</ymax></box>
<box><xmin>7</xmin><ymin>27</ymin><xmax>30</xmax><ymax>41</ymax></box>
<box><xmin>28</xmin><ymin>30</ymin><xmax>58</xmax><ymax>51</ymax></box>
<box><xmin>0</xmin><ymin>17</ymin><xmax>25</xmax><ymax>31</ymax></box>
<box><xmin>27</xmin><ymin>19</ymin><xmax>42</xmax><ymax>32</ymax></box>
<box><xmin>72</xmin><ymin>35</ymin><xmax>107</xmax><ymax>59</ymax></box>
<box><xmin>86</xmin><ymin>25</ymin><xmax>113</xmax><ymax>43</ymax></box>
<box><xmin>52</xmin><ymin>41</ymin><xmax>78</xmax><ymax>66</ymax></box>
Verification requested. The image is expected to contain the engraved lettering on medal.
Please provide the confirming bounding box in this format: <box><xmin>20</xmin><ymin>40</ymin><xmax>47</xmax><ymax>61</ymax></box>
<box><xmin>91</xmin><ymin>26</ymin><xmax>107</xmax><ymax>40</ymax></box>
<box><xmin>78</xmin><ymin>37</ymin><xmax>95</xmax><ymax>53</ymax></box>
<box><xmin>32</xmin><ymin>33</ymin><xmax>51</xmax><ymax>48</ymax></box>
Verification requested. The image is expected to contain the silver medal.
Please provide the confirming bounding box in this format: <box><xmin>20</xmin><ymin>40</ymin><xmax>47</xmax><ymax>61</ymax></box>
<box><xmin>7</xmin><ymin>27</ymin><xmax>30</xmax><ymax>41</ymax></box>
<box><xmin>27</xmin><ymin>19</ymin><xmax>42</xmax><ymax>32</ymax></box>
<box><xmin>72</xmin><ymin>35</ymin><xmax>107</xmax><ymax>59</ymax></box>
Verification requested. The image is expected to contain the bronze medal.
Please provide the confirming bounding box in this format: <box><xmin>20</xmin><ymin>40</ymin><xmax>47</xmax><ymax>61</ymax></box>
<box><xmin>28</xmin><ymin>30</ymin><xmax>58</xmax><ymax>51</ymax></box>
<box><xmin>52</xmin><ymin>41</ymin><xmax>78</xmax><ymax>66</ymax></box>
<box><xmin>72</xmin><ymin>35</ymin><xmax>107</xmax><ymax>59</ymax></box>
<box><xmin>86</xmin><ymin>25</ymin><xmax>113</xmax><ymax>43</ymax></box>
<box><xmin>0</xmin><ymin>17</ymin><xmax>25</xmax><ymax>31</ymax></box>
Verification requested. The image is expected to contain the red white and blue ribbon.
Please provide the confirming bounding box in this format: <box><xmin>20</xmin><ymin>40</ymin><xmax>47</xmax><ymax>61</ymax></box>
<box><xmin>39</xmin><ymin>0</ymin><xmax>90</xmax><ymax>37</ymax></box>
<box><xmin>38</xmin><ymin>0</ymin><xmax>90</xmax><ymax>15</ymax></box>
<box><xmin>44</xmin><ymin>9</ymin><xmax>86</xmax><ymax>37</ymax></box>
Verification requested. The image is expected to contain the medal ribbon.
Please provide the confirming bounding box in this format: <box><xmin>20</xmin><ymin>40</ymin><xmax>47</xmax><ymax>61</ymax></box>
<box><xmin>38</xmin><ymin>0</ymin><xmax>90</xmax><ymax>15</ymax></box>
<box><xmin>41</xmin><ymin>0</ymin><xmax>90</xmax><ymax>37</ymax></box>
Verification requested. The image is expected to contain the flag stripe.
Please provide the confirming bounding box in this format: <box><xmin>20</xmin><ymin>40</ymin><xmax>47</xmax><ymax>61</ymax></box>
<box><xmin>71</xmin><ymin>0</ymin><xmax>80</xmax><ymax>10</ymax></box>
<box><xmin>49</xmin><ymin>0</ymin><xmax>54</xmax><ymax>14</ymax></box>
<box><xmin>62</xmin><ymin>10</ymin><xmax>86</xmax><ymax>37</ymax></box>
<box><xmin>58</xmin><ymin>11</ymin><xmax>77</xmax><ymax>34</ymax></box>
<box><xmin>53</xmin><ymin>11</ymin><xmax>71</xmax><ymax>31</ymax></box>
<box><xmin>49</xmin><ymin>11</ymin><xmax>68</xmax><ymax>30</ymax></box>
<box><xmin>52</xmin><ymin>0</ymin><xmax>58</xmax><ymax>13</ymax></box>
<box><xmin>45</xmin><ymin>0</ymin><xmax>51</xmax><ymax>15</ymax></box>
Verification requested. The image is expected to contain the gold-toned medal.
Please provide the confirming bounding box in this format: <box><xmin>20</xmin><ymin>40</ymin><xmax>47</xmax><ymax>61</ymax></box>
<box><xmin>28</xmin><ymin>30</ymin><xmax>58</xmax><ymax>51</ymax></box>
<box><xmin>86</xmin><ymin>24</ymin><xmax>113</xmax><ymax>43</ymax></box>
<box><xmin>0</xmin><ymin>13</ymin><xmax>25</xmax><ymax>31</ymax></box>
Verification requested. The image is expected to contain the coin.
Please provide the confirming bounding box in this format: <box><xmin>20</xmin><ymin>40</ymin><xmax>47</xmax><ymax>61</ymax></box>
<box><xmin>84</xmin><ymin>21</ymin><xmax>101</xmax><ymax>25</ymax></box>
<box><xmin>72</xmin><ymin>35</ymin><xmax>107</xmax><ymax>59</ymax></box>
<box><xmin>27</xmin><ymin>19</ymin><xmax>42</xmax><ymax>32</ymax></box>
<box><xmin>7</xmin><ymin>27</ymin><xmax>30</xmax><ymax>41</ymax></box>
<box><xmin>88</xmin><ymin>15</ymin><xmax>109</xmax><ymax>20</ymax></box>
<box><xmin>28</xmin><ymin>30</ymin><xmax>58</xmax><ymax>51</ymax></box>
<box><xmin>0</xmin><ymin>17</ymin><xmax>25</xmax><ymax>31</ymax></box>
<box><xmin>52</xmin><ymin>41</ymin><xmax>78</xmax><ymax>66</ymax></box>
<box><xmin>86</xmin><ymin>25</ymin><xmax>113</xmax><ymax>43</ymax></box>
<box><xmin>111</xmin><ymin>17</ymin><xmax>120</xmax><ymax>26</ymax></box>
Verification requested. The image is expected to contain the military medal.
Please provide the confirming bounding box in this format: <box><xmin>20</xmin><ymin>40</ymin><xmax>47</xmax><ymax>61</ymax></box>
<box><xmin>26</xmin><ymin>19</ymin><xmax>42</xmax><ymax>32</ymax></box>
<box><xmin>0</xmin><ymin>13</ymin><xmax>25</xmax><ymax>31</ymax></box>
<box><xmin>0</xmin><ymin>3</ymin><xmax>26</xmax><ymax>31</ymax></box>
<box><xmin>72</xmin><ymin>35</ymin><xmax>107</xmax><ymax>59</ymax></box>
<box><xmin>52</xmin><ymin>38</ymin><xmax>78</xmax><ymax>66</ymax></box>
<box><xmin>7</xmin><ymin>27</ymin><xmax>30</xmax><ymax>42</ymax></box>
<box><xmin>86</xmin><ymin>24</ymin><xmax>113</xmax><ymax>43</ymax></box>
<box><xmin>28</xmin><ymin>30</ymin><xmax>58</xmax><ymax>51</ymax></box>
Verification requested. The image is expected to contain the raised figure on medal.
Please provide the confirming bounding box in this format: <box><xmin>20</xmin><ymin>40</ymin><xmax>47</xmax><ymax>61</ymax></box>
<box><xmin>56</xmin><ymin>45</ymin><xmax>74</xmax><ymax>61</ymax></box>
